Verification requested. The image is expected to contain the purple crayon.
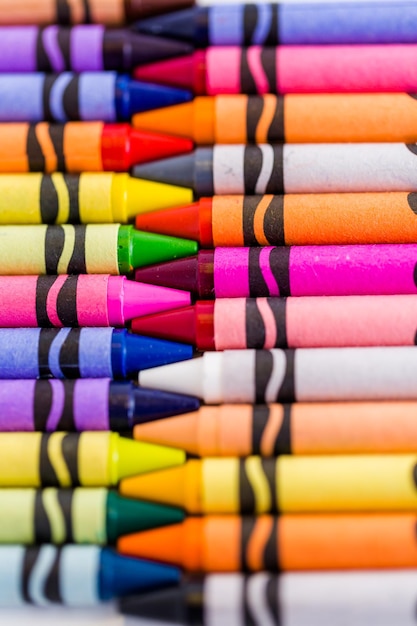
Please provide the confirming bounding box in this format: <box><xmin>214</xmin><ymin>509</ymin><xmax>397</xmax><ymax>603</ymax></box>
<box><xmin>0</xmin><ymin>378</ymin><xmax>199</xmax><ymax>432</ymax></box>
<box><xmin>0</xmin><ymin>275</ymin><xmax>190</xmax><ymax>328</ymax></box>
<box><xmin>135</xmin><ymin>244</ymin><xmax>417</xmax><ymax>298</ymax></box>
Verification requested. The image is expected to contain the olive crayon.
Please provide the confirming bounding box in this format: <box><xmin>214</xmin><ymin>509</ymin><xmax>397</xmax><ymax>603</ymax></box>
<box><xmin>120</xmin><ymin>454</ymin><xmax>417</xmax><ymax>514</ymax></box>
<box><xmin>135</xmin><ymin>193</ymin><xmax>417</xmax><ymax>247</ymax></box>
<box><xmin>0</xmin><ymin>0</ymin><xmax>194</xmax><ymax>26</ymax></box>
<box><xmin>133</xmin><ymin>401</ymin><xmax>417</xmax><ymax>457</ymax></box>
<box><xmin>136</xmin><ymin>3</ymin><xmax>417</xmax><ymax>46</ymax></box>
<box><xmin>135</xmin><ymin>45</ymin><xmax>417</xmax><ymax>95</ymax></box>
<box><xmin>135</xmin><ymin>245</ymin><xmax>417</xmax><ymax>299</ymax></box>
<box><xmin>0</xmin><ymin>545</ymin><xmax>179</xmax><ymax>605</ymax></box>
<box><xmin>139</xmin><ymin>347</ymin><xmax>417</xmax><ymax>404</ymax></box>
<box><xmin>0</xmin><ymin>431</ymin><xmax>185</xmax><ymax>487</ymax></box>
<box><xmin>132</xmin><ymin>295</ymin><xmax>417</xmax><ymax>350</ymax></box>
<box><xmin>132</xmin><ymin>144</ymin><xmax>417</xmax><ymax>196</ymax></box>
<box><xmin>0</xmin><ymin>72</ymin><xmax>192</xmax><ymax>122</ymax></box>
<box><xmin>0</xmin><ymin>379</ymin><xmax>200</xmax><ymax>432</ymax></box>
<box><xmin>0</xmin><ymin>224</ymin><xmax>197</xmax><ymax>275</ymax></box>
<box><xmin>0</xmin><ymin>328</ymin><xmax>192</xmax><ymax>379</ymax></box>
<box><xmin>0</xmin><ymin>172</ymin><xmax>193</xmax><ymax>223</ymax></box>
<box><xmin>133</xmin><ymin>94</ymin><xmax>417</xmax><ymax>144</ymax></box>
<box><xmin>118</xmin><ymin>514</ymin><xmax>417</xmax><ymax>572</ymax></box>
<box><xmin>0</xmin><ymin>488</ymin><xmax>184</xmax><ymax>544</ymax></box>
<box><xmin>0</xmin><ymin>27</ymin><xmax>192</xmax><ymax>72</ymax></box>
<box><xmin>0</xmin><ymin>275</ymin><xmax>190</xmax><ymax>327</ymax></box>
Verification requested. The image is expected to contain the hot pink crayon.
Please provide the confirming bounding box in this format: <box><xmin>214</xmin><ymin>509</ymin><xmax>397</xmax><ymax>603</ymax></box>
<box><xmin>135</xmin><ymin>245</ymin><xmax>417</xmax><ymax>299</ymax></box>
<box><xmin>134</xmin><ymin>45</ymin><xmax>417</xmax><ymax>94</ymax></box>
<box><xmin>132</xmin><ymin>295</ymin><xmax>417</xmax><ymax>350</ymax></box>
<box><xmin>0</xmin><ymin>275</ymin><xmax>190</xmax><ymax>327</ymax></box>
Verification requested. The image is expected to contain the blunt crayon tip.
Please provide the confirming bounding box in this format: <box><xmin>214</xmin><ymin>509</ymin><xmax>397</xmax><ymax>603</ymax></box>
<box><xmin>120</xmin><ymin>585</ymin><xmax>191</xmax><ymax>624</ymax></box>
<box><xmin>115</xmin><ymin>434</ymin><xmax>186</xmax><ymax>481</ymax></box>
<box><xmin>106</xmin><ymin>491</ymin><xmax>185</xmax><ymax>542</ymax></box>
<box><xmin>134</xmin><ymin>52</ymin><xmax>203</xmax><ymax>92</ymax></box>
<box><xmin>125</xmin><ymin>78</ymin><xmax>193</xmax><ymax>116</ymax></box>
<box><xmin>139</xmin><ymin>356</ymin><xmax>205</xmax><ymax>401</ymax></box>
<box><xmin>131</xmin><ymin>306</ymin><xmax>198</xmax><ymax>344</ymax></box>
<box><xmin>131</xmin><ymin>387</ymin><xmax>200</xmax><ymax>424</ymax></box>
<box><xmin>128</xmin><ymin>128</ymin><xmax>194</xmax><ymax>166</ymax></box>
<box><xmin>134</xmin><ymin>8</ymin><xmax>199</xmax><ymax>43</ymax></box>
<box><xmin>128</xmin><ymin>228</ymin><xmax>198</xmax><ymax>269</ymax></box>
<box><xmin>135</xmin><ymin>201</ymin><xmax>203</xmax><ymax>242</ymax></box>
<box><xmin>135</xmin><ymin>255</ymin><xmax>200</xmax><ymax>293</ymax></box>
<box><xmin>132</xmin><ymin>152</ymin><xmax>196</xmax><ymax>188</ymax></box>
<box><xmin>100</xmin><ymin>549</ymin><xmax>180</xmax><ymax>599</ymax></box>
<box><xmin>121</xmin><ymin>279</ymin><xmax>191</xmax><ymax>321</ymax></box>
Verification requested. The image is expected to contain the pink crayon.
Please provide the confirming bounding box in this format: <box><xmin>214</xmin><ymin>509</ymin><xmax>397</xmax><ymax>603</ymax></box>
<box><xmin>135</xmin><ymin>45</ymin><xmax>417</xmax><ymax>94</ymax></box>
<box><xmin>135</xmin><ymin>245</ymin><xmax>417</xmax><ymax>299</ymax></box>
<box><xmin>0</xmin><ymin>274</ymin><xmax>190</xmax><ymax>327</ymax></box>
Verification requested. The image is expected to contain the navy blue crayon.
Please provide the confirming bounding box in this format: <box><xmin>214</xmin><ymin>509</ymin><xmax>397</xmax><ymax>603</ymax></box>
<box><xmin>136</xmin><ymin>2</ymin><xmax>417</xmax><ymax>46</ymax></box>
<box><xmin>0</xmin><ymin>545</ymin><xmax>180</xmax><ymax>606</ymax></box>
<box><xmin>0</xmin><ymin>72</ymin><xmax>192</xmax><ymax>122</ymax></box>
<box><xmin>0</xmin><ymin>328</ymin><xmax>192</xmax><ymax>379</ymax></box>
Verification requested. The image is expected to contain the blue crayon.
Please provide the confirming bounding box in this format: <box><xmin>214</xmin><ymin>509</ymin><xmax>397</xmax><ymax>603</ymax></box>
<box><xmin>0</xmin><ymin>545</ymin><xmax>180</xmax><ymax>606</ymax></box>
<box><xmin>136</xmin><ymin>2</ymin><xmax>417</xmax><ymax>46</ymax></box>
<box><xmin>0</xmin><ymin>328</ymin><xmax>192</xmax><ymax>379</ymax></box>
<box><xmin>0</xmin><ymin>73</ymin><xmax>192</xmax><ymax>122</ymax></box>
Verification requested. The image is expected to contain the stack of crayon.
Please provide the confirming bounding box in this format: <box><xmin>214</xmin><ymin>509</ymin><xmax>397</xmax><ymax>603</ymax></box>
<box><xmin>0</xmin><ymin>0</ymin><xmax>216</xmax><ymax>613</ymax></box>
<box><xmin>80</xmin><ymin>1</ymin><xmax>417</xmax><ymax>624</ymax></box>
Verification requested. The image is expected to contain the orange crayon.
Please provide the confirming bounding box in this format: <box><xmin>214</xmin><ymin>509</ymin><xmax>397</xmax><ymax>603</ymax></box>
<box><xmin>118</xmin><ymin>513</ymin><xmax>417</xmax><ymax>572</ymax></box>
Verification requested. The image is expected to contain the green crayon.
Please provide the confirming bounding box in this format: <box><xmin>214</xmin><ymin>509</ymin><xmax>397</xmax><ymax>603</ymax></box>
<box><xmin>0</xmin><ymin>224</ymin><xmax>197</xmax><ymax>275</ymax></box>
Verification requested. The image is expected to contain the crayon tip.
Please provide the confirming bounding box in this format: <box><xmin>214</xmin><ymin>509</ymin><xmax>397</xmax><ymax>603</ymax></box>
<box><xmin>131</xmin><ymin>387</ymin><xmax>200</xmax><ymax>424</ymax></box>
<box><xmin>128</xmin><ymin>0</ymin><xmax>195</xmax><ymax>20</ymax></box>
<box><xmin>128</xmin><ymin>129</ymin><xmax>193</xmax><ymax>166</ymax></box>
<box><xmin>121</xmin><ymin>332</ymin><xmax>193</xmax><ymax>376</ymax></box>
<box><xmin>119</xmin><ymin>463</ymin><xmax>189</xmax><ymax>509</ymax></box>
<box><xmin>128</xmin><ymin>228</ymin><xmax>198</xmax><ymax>269</ymax></box>
<box><xmin>133</xmin><ymin>101</ymin><xmax>196</xmax><ymax>139</ymax></box>
<box><xmin>127</xmin><ymin>32</ymin><xmax>194</xmax><ymax>67</ymax></box>
<box><xmin>126</xmin><ymin>78</ymin><xmax>193</xmax><ymax>115</ymax></box>
<box><xmin>125</xmin><ymin>177</ymin><xmax>194</xmax><ymax>217</ymax></box>
<box><xmin>134</xmin><ymin>53</ymin><xmax>198</xmax><ymax>91</ymax></box>
<box><xmin>131</xmin><ymin>306</ymin><xmax>198</xmax><ymax>344</ymax></box>
<box><xmin>118</xmin><ymin>522</ymin><xmax>186</xmax><ymax>566</ymax></box>
<box><xmin>133</xmin><ymin>410</ymin><xmax>202</xmax><ymax>456</ymax></box>
<box><xmin>100</xmin><ymin>549</ymin><xmax>180</xmax><ymax>599</ymax></box>
<box><xmin>135</xmin><ymin>202</ymin><xmax>202</xmax><ymax>241</ymax></box>
<box><xmin>134</xmin><ymin>8</ymin><xmax>198</xmax><ymax>43</ymax></box>
<box><xmin>139</xmin><ymin>356</ymin><xmax>204</xmax><ymax>400</ymax></box>
<box><xmin>106</xmin><ymin>491</ymin><xmax>185</xmax><ymax>542</ymax></box>
<box><xmin>135</xmin><ymin>256</ymin><xmax>200</xmax><ymax>293</ymax></box>
<box><xmin>132</xmin><ymin>152</ymin><xmax>196</xmax><ymax>189</ymax></box>
<box><xmin>115</xmin><ymin>435</ymin><xmax>186</xmax><ymax>481</ymax></box>
<box><xmin>121</xmin><ymin>279</ymin><xmax>191</xmax><ymax>321</ymax></box>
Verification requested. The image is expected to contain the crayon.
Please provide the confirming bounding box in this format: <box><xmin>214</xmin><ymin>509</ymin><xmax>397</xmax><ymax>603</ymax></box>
<box><xmin>0</xmin><ymin>123</ymin><xmax>193</xmax><ymax>174</ymax></box>
<box><xmin>0</xmin><ymin>224</ymin><xmax>197</xmax><ymax>275</ymax></box>
<box><xmin>132</xmin><ymin>144</ymin><xmax>417</xmax><ymax>196</ymax></box>
<box><xmin>136</xmin><ymin>3</ymin><xmax>417</xmax><ymax>47</ymax></box>
<box><xmin>132</xmin><ymin>401</ymin><xmax>417</xmax><ymax>457</ymax></box>
<box><xmin>0</xmin><ymin>488</ymin><xmax>184</xmax><ymax>544</ymax></box>
<box><xmin>120</xmin><ymin>454</ymin><xmax>417</xmax><ymax>514</ymax></box>
<box><xmin>133</xmin><ymin>93</ymin><xmax>417</xmax><ymax>144</ymax></box>
<box><xmin>135</xmin><ymin>193</ymin><xmax>417</xmax><ymax>247</ymax></box>
<box><xmin>134</xmin><ymin>45</ymin><xmax>417</xmax><ymax>95</ymax></box>
<box><xmin>0</xmin><ymin>27</ymin><xmax>193</xmax><ymax>73</ymax></box>
<box><xmin>0</xmin><ymin>173</ymin><xmax>193</xmax><ymax>223</ymax></box>
<box><xmin>0</xmin><ymin>0</ymin><xmax>194</xmax><ymax>26</ymax></box>
<box><xmin>138</xmin><ymin>346</ymin><xmax>417</xmax><ymax>404</ymax></box>
<box><xmin>132</xmin><ymin>295</ymin><xmax>417</xmax><ymax>350</ymax></box>
<box><xmin>0</xmin><ymin>379</ymin><xmax>200</xmax><ymax>432</ymax></box>
<box><xmin>0</xmin><ymin>72</ymin><xmax>192</xmax><ymax>122</ymax></box>
<box><xmin>0</xmin><ymin>545</ymin><xmax>179</xmax><ymax>606</ymax></box>
<box><xmin>121</xmin><ymin>570</ymin><xmax>417</xmax><ymax>626</ymax></box>
<box><xmin>135</xmin><ymin>245</ymin><xmax>417</xmax><ymax>299</ymax></box>
<box><xmin>0</xmin><ymin>275</ymin><xmax>191</xmax><ymax>328</ymax></box>
<box><xmin>118</xmin><ymin>513</ymin><xmax>417</xmax><ymax>572</ymax></box>
<box><xmin>0</xmin><ymin>328</ymin><xmax>192</xmax><ymax>379</ymax></box>
<box><xmin>0</xmin><ymin>431</ymin><xmax>185</xmax><ymax>487</ymax></box>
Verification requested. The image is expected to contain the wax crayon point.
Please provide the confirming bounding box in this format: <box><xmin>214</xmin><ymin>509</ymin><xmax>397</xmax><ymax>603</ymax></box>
<box><xmin>133</xmin><ymin>101</ymin><xmax>196</xmax><ymax>139</ymax></box>
<box><xmin>106</xmin><ymin>491</ymin><xmax>185</xmax><ymax>542</ymax></box>
<box><xmin>119</xmin><ymin>332</ymin><xmax>193</xmax><ymax>376</ymax></box>
<box><xmin>129</xmin><ymin>129</ymin><xmax>193</xmax><ymax>165</ymax></box>
<box><xmin>134</xmin><ymin>9</ymin><xmax>197</xmax><ymax>42</ymax></box>
<box><xmin>120</xmin><ymin>463</ymin><xmax>188</xmax><ymax>508</ymax></box>
<box><xmin>138</xmin><ymin>357</ymin><xmax>204</xmax><ymax>397</ymax></box>
<box><xmin>125</xmin><ymin>177</ymin><xmax>193</xmax><ymax>218</ymax></box>
<box><xmin>133</xmin><ymin>152</ymin><xmax>196</xmax><ymax>188</ymax></box>
<box><xmin>129</xmin><ymin>34</ymin><xmax>193</xmax><ymax>67</ymax></box>
<box><xmin>118</xmin><ymin>522</ymin><xmax>185</xmax><ymax>565</ymax></box>
<box><xmin>120</xmin><ymin>585</ymin><xmax>189</xmax><ymax>624</ymax></box>
<box><xmin>131</xmin><ymin>306</ymin><xmax>198</xmax><ymax>344</ymax></box>
<box><xmin>135</xmin><ymin>256</ymin><xmax>200</xmax><ymax>293</ymax></box>
<box><xmin>133</xmin><ymin>411</ymin><xmax>201</xmax><ymax>455</ymax></box>
<box><xmin>115</xmin><ymin>436</ymin><xmax>186</xmax><ymax>480</ymax></box>
<box><xmin>135</xmin><ymin>202</ymin><xmax>201</xmax><ymax>241</ymax></box>
<box><xmin>128</xmin><ymin>229</ymin><xmax>198</xmax><ymax>268</ymax></box>
<box><xmin>131</xmin><ymin>387</ymin><xmax>200</xmax><ymax>424</ymax></box>
<box><xmin>121</xmin><ymin>280</ymin><xmax>191</xmax><ymax>321</ymax></box>
<box><xmin>100</xmin><ymin>549</ymin><xmax>180</xmax><ymax>598</ymax></box>
<box><xmin>129</xmin><ymin>0</ymin><xmax>195</xmax><ymax>20</ymax></box>
<box><xmin>127</xmin><ymin>79</ymin><xmax>193</xmax><ymax>115</ymax></box>
<box><xmin>134</xmin><ymin>53</ymin><xmax>200</xmax><ymax>91</ymax></box>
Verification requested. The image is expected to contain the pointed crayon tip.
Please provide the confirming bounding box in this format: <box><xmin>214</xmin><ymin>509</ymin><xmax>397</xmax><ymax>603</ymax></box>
<box><xmin>135</xmin><ymin>255</ymin><xmax>200</xmax><ymax>293</ymax></box>
<box><xmin>125</xmin><ymin>177</ymin><xmax>194</xmax><ymax>218</ymax></box>
<box><xmin>121</xmin><ymin>280</ymin><xmax>191</xmax><ymax>321</ymax></box>
<box><xmin>129</xmin><ymin>0</ymin><xmax>194</xmax><ymax>20</ymax></box>
<box><xmin>121</xmin><ymin>332</ymin><xmax>193</xmax><ymax>376</ymax></box>
<box><xmin>134</xmin><ymin>8</ymin><xmax>198</xmax><ymax>42</ymax></box>
<box><xmin>133</xmin><ymin>410</ymin><xmax>202</xmax><ymax>456</ymax></box>
<box><xmin>134</xmin><ymin>53</ymin><xmax>200</xmax><ymax>92</ymax></box>
<box><xmin>129</xmin><ymin>229</ymin><xmax>198</xmax><ymax>269</ymax></box>
<box><xmin>116</xmin><ymin>436</ymin><xmax>186</xmax><ymax>481</ymax></box>
<box><xmin>118</xmin><ymin>522</ymin><xmax>186</xmax><ymax>567</ymax></box>
<box><xmin>132</xmin><ymin>152</ymin><xmax>196</xmax><ymax>189</ymax></box>
<box><xmin>128</xmin><ymin>129</ymin><xmax>193</xmax><ymax>166</ymax></box>
<box><xmin>128</xmin><ymin>33</ymin><xmax>194</xmax><ymax>67</ymax></box>
<box><xmin>127</xmin><ymin>78</ymin><xmax>193</xmax><ymax>115</ymax></box>
<box><xmin>131</xmin><ymin>306</ymin><xmax>198</xmax><ymax>344</ymax></box>
<box><xmin>120</xmin><ymin>585</ymin><xmax>190</xmax><ymax>625</ymax></box>
<box><xmin>138</xmin><ymin>357</ymin><xmax>205</xmax><ymax>399</ymax></box>
<box><xmin>131</xmin><ymin>387</ymin><xmax>200</xmax><ymax>424</ymax></box>
<box><xmin>132</xmin><ymin>101</ymin><xmax>196</xmax><ymax>140</ymax></box>
<box><xmin>135</xmin><ymin>202</ymin><xmax>202</xmax><ymax>242</ymax></box>
<box><xmin>119</xmin><ymin>463</ymin><xmax>189</xmax><ymax>509</ymax></box>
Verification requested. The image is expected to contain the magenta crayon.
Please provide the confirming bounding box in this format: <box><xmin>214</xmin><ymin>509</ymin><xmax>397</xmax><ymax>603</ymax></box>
<box><xmin>0</xmin><ymin>275</ymin><xmax>190</xmax><ymax>327</ymax></box>
<box><xmin>135</xmin><ymin>45</ymin><xmax>417</xmax><ymax>95</ymax></box>
<box><xmin>132</xmin><ymin>295</ymin><xmax>417</xmax><ymax>350</ymax></box>
<box><xmin>135</xmin><ymin>245</ymin><xmax>417</xmax><ymax>299</ymax></box>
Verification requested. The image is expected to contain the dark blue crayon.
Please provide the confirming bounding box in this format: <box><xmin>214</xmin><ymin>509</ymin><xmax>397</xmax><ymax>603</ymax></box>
<box><xmin>0</xmin><ymin>328</ymin><xmax>193</xmax><ymax>379</ymax></box>
<box><xmin>0</xmin><ymin>72</ymin><xmax>192</xmax><ymax>122</ymax></box>
<box><xmin>135</xmin><ymin>2</ymin><xmax>417</xmax><ymax>46</ymax></box>
<box><xmin>0</xmin><ymin>545</ymin><xmax>180</xmax><ymax>606</ymax></box>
